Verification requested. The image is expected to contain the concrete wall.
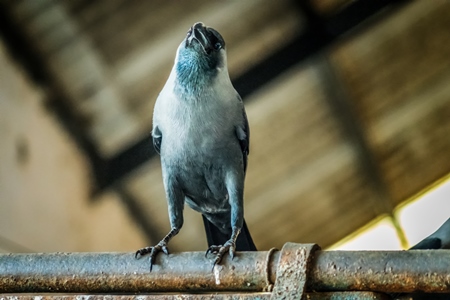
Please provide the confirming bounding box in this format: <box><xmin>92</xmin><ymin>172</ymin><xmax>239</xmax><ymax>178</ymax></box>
<box><xmin>0</xmin><ymin>40</ymin><xmax>146</xmax><ymax>253</ymax></box>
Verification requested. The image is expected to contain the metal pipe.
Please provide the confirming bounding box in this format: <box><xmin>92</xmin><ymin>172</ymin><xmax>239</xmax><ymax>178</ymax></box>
<box><xmin>0</xmin><ymin>248</ymin><xmax>449</xmax><ymax>294</ymax></box>
<box><xmin>0</xmin><ymin>292</ymin><xmax>392</xmax><ymax>300</ymax></box>
<box><xmin>0</xmin><ymin>251</ymin><xmax>278</xmax><ymax>293</ymax></box>
<box><xmin>309</xmin><ymin>250</ymin><xmax>450</xmax><ymax>293</ymax></box>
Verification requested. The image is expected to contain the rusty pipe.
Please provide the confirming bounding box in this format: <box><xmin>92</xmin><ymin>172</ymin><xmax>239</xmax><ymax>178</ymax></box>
<box><xmin>0</xmin><ymin>247</ymin><xmax>449</xmax><ymax>293</ymax></box>
<box><xmin>0</xmin><ymin>251</ymin><xmax>277</xmax><ymax>293</ymax></box>
<box><xmin>309</xmin><ymin>250</ymin><xmax>450</xmax><ymax>293</ymax></box>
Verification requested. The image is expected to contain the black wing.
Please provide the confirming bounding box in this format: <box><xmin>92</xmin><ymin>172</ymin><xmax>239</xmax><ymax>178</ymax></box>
<box><xmin>235</xmin><ymin>102</ymin><xmax>250</xmax><ymax>174</ymax></box>
<box><xmin>152</xmin><ymin>126</ymin><xmax>162</xmax><ymax>155</ymax></box>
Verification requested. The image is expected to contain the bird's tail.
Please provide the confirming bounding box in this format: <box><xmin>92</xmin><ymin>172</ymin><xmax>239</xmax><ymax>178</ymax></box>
<box><xmin>202</xmin><ymin>215</ymin><xmax>257</xmax><ymax>251</ymax></box>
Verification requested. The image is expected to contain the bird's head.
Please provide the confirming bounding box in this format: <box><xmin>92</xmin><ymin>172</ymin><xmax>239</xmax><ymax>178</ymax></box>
<box><xmin>185</xmin><ymin>22</ymin><xmax>225</xmax><ymax>57</ymax></box>
<box><xmin>174</xmin><ymin>22</ymin><xmax>228</xmax><ymax>94</ymax></box>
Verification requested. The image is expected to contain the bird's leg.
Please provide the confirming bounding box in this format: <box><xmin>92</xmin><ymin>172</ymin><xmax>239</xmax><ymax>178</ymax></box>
<box><xmin>135</xmin><ymin>227</ymin><xmax>180</xmax><ymax>271</ymax></box>
<box><xmin>136</xmin><ymin>171</ymin><xmax>184</xmax><ymax>271</ymax></box>
<box><xmin>206</xmin><ymin>226</ymin><xmax>241</xmax><ymax>267</ymax></box>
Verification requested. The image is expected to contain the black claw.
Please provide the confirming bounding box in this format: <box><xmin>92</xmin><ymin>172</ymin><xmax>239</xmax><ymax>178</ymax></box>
<box><xmin>148</xmin><ymin>247</ymin><xmax>160</xmax><ymax>272</ymax></box>
<box><xmin>229</xmin><ymin>248</ymin><xmax>235</xmax><ymax>260</ymax></box>
<box><xmin>206</xmin><ymin>245</ymin><xmax>220</xmax><ymax>257</ymax></box>
<box><xmin>149</xmin><ymin>257</ymin><xmax>154</xmax><ymax>272</ymax></box>
<box><xmin>206</xmin><ymin>240</ymin><xmax>237</xmax><ymax>271</ymax></box>
<box><xmin>134</xmin><ymin>244</ymin><xmax>169</xmax><ymax>272</ymax></box>
<box><xmin>135</xmin><ymin>247</ymin><xmax>152</xmax><ymax>259</ymax></box>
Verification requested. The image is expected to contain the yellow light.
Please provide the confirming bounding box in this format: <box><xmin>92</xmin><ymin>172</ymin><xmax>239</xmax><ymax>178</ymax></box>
<box><xmin>396</xmin><ymin>174</ymin><xmax>450</xmax><ymax>248</ymax></box>
<box><xmin>329</xmin><ymin>173</ymin><xmax>450</xmax><ymax>250</ymax></box>
<box><xmin>328</xmin><ymin>216</ymin><xmax>402</xmax><ymax>250</ymax></box>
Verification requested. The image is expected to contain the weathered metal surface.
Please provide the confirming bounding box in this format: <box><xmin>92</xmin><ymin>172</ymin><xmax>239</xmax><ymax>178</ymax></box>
<box><xmin>309</xmin><ymin>250</ymin><xmax>450</xmax><ymax>293</ymax></box>
<box><xmin>0</xmin><ymin>294</ymin><xmax>272</xmax><ymax>300</ymax></box>
<box><xmin>304</xmin><ymin>292</ymin><xmax>391</xmax><ymax>299</ymax></box>
<box><xmin>0</xmin><ymin>292</ymin><xmax>392</xmax><ymax>300</ymax></box>
<box><xmin>271</xmin><ymin>243</ymin><xmax>319</xmax><ymax>300</ymax></box>
<box><xmin>0</xmin><ymin>251</ymin><xmax>277</xmax><ymax>293</ymax></box>
<box><xmin>0</xmin><ymin>246</ymin><xmax>450</xmax><ymax>294</ymax></box>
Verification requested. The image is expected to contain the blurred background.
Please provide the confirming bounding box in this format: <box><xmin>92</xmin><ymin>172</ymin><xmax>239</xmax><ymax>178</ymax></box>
<box><xmin>0</xmin><ymin>0</ymin><xmax>449</xmax><ymax>254</ymax></box>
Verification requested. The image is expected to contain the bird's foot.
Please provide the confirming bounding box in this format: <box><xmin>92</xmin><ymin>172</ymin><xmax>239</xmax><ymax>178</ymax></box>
<box><xmin>205</xmin><ymin>239</ymin><xmax>236</xmax><ymax>268</ymax></box>
<box><xmin>135</xmin><ymin>241</ymin><xmax>169</xmax><ymax>271</ymax></box>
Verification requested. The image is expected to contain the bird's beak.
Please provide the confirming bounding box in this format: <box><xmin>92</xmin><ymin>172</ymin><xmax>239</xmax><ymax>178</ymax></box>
<box><xmin>186</xmin><ymin>22</ymin><xmax>213</xmax><ymax>54</ymax></box>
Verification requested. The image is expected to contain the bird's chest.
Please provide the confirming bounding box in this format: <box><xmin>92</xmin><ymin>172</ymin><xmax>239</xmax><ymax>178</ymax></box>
<box><xmin>162</xmin><ymin>99</ymin><xmax>234</xmax><ymax>154</ymax></box>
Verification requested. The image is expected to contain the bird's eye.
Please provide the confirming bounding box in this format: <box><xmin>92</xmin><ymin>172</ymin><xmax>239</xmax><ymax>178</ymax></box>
<box><xmin>214</xmin><ymin>42</ymin><xmax>222</xmax><ymax>50</ymax></box>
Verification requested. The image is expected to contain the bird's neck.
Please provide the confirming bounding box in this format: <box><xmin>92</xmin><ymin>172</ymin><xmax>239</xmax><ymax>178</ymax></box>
<box><xmin>174</xmin><ymin>57</ymin><xmax>218</xmax><ymax>98</ymax></box>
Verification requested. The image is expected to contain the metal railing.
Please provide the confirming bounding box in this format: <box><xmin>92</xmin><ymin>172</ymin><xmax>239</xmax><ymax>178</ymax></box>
<box><xmin>0</xmin><ymin>243</ymin><xmax>449</xmax><ymax>299</ymax></box>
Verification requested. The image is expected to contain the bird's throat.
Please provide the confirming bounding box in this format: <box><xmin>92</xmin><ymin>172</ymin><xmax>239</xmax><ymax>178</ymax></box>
<box><xmin>175</xmin><ymin>58</ymin><xmax>217</xmax><ymax>97</ymax></box>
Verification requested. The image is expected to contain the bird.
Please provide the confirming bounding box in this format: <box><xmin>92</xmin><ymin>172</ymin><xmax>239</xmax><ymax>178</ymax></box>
<box><xmin>135</xmin><ymin>22</ymin><xmax>256</xmax><ymax>271</ymax></box>
<box><xmin>409</xmin><ymin>218</ymin><xmax>450</xmax><ymax>250</ymax></box>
